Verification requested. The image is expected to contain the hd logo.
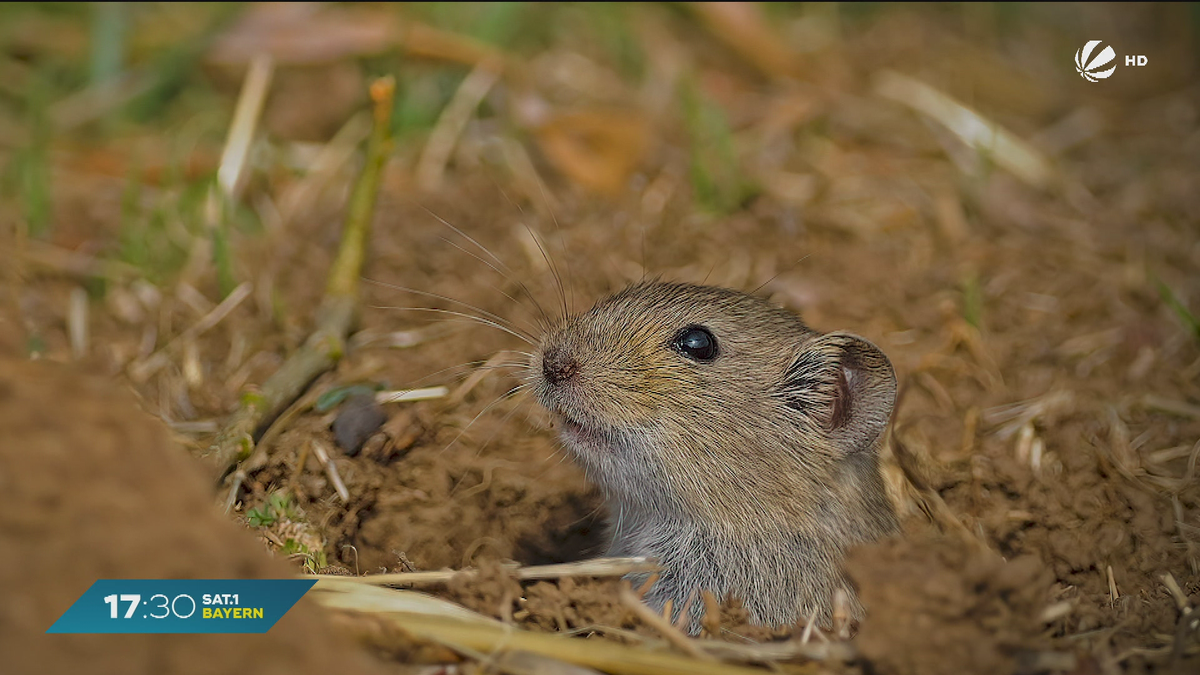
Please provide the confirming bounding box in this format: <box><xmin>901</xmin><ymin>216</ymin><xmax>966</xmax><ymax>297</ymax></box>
<box><xmin>1075</xmin><ymin>40</ymin><xmax>1148</xmax><ymax>82</ymax></box>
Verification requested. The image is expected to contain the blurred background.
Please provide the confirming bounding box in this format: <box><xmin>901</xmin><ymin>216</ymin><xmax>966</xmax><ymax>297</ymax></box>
<box><xmin>1</xmin><ymin>3</ymin><xmax>1195</xmax><ymax>273</ymax></box>
<box><xmin>2</xmin><ymin>3</ymin><xmax>1198</xmax><ymax>673</ymax></box>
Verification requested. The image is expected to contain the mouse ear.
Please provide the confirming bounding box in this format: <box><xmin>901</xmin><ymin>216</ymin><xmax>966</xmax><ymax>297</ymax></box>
<box><xmin>778</xmin><ymin>333</ymin><xmax>896</xmax><ymax>453</ymax></box>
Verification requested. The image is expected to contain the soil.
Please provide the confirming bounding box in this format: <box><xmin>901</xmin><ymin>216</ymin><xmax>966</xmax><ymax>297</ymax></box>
<box><xmin>0</xmin><ymin>351</ymin><xmax>398</xmax><ymax>675</ymax></box>
<box><xmin>4</xmin><ymin>4</ymin><xmax>1199</xmax><ymax>675</ymax></box>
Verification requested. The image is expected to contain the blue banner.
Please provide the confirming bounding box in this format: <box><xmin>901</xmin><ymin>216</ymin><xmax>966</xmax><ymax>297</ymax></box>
<box><xmin>46</xmin><ymin>579</ymin><xmax>317</xmax><ymax>634</ymax></box>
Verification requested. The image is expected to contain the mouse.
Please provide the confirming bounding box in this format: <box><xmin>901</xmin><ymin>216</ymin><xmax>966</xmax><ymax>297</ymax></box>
<box><xmin>530</xmin><ymin>280</ymin><xmax>898</xmax><ymax>633</ymax></box>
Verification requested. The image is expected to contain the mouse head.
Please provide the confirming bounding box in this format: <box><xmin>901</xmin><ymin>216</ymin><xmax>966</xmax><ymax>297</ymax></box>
<box><xmin>531</xmin><ymin>281</ymin><xmax>896</xmax><ymax>525</ymax></box>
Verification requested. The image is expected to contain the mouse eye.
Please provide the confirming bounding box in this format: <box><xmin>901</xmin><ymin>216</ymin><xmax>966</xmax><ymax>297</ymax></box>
<box><xmin>673</xmin><ymin>325</ymin><xmax>719</xmax><ymax>362</ymax></box>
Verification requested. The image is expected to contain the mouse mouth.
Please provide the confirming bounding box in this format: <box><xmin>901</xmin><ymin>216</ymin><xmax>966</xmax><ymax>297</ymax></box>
<box><xmin>552</xmin><ymin>411</ymin><xmax>608</xmax><ymax>445</ymax></box>
<box><xmin>555</xmin><ymin>411</ymin><xmax>590</xmax><ymax>434</ymax></box>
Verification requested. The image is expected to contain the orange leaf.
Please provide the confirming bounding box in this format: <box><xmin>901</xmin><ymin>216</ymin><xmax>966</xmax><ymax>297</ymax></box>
<box><xmin>535</xmin><ymin>110</ymin><xmax>650</xmax><ymax>197</ymax></box>
<box><xmin>687</xmin><ymin>2</ymin><xmax>801</xmax><ymax>80</ymax></box>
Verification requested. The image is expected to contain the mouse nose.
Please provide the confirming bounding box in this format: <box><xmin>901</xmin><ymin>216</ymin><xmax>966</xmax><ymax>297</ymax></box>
<box><xmin>542</xmin><ymin>346</ymin><xmax>579</xmax><ymax>386</ymax></box>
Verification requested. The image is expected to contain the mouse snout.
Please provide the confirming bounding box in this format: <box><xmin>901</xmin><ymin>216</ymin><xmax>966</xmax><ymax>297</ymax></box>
<box><xmin>541</xmin><ymin>345</ymin><xmax>580</xmax><ymax>386</ymax></box>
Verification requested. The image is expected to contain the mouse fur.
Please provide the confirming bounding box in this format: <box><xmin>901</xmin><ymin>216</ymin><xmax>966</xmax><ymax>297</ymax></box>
<box><xmin>531</xmin><ymin>281</ymin><xmax>898</xmax><ymax>632</ymax></box>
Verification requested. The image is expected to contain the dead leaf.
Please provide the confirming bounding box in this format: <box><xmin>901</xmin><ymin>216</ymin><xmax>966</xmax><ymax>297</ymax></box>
<box><xmin>687</xmin><ymin>2</ymin><xmax>801</xmax><ymax>79</ymax></box>
<box><xmin>535</xmin><ymin>110</ymin><xmax>650</xmax><ymax>197</ymax></box>
<box><xmin>207</xmin><ymin>3</ymin><xmax>399</xmax><ymax>66</ymax></box>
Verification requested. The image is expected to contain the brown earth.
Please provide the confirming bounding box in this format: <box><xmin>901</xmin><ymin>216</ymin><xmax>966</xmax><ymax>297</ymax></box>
<box><xmin>3</xmin><ymin>4</ymin><xmax>1199</xmax><ymax>675</ymax></box>
<box><xmin>0</xmin><ymin>350</ymin><xmax>399</xmax><ymax>675</ymax></box>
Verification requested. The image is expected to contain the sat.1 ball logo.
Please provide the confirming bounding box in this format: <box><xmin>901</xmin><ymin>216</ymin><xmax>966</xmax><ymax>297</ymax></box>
<box><xmin>1075</xmin><ymin>40</ymin><xmax>1116</xmax><ymax>82</ymax></box>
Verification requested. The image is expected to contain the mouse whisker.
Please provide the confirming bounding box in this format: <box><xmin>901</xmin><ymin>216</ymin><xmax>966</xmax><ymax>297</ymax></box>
<box><xmin>368</xmin><ymin>304</ymin><xmax>536</xmax><ymax>346</ymax></box>
<box><xmin>535</xmin><ymin>179</ymin><xmax>575</xmax><ymax>317</ymax></box>
<box><xmin>487</xmin><ymin>170</ymin><xmax>524</xmax><ymax>217</ymax></box>
<box><xmin>748</xmin><ymin>252</ymin><xmax>814</xmax><ymax>296</ymax></box>
<box><xmin>365</xmin><ymin>280</ymin><xmax>532</xmax><ymax>336</ymax></box>
<box><xmin>436</xmin><ymin>234</ymin><xmax>551</xmax><ymax>332</ymax></box>
<box><xmin>465</xmin><ymin>389</ymin><xmax>533</xmax><ymax>465</ymax></box>
<box><xmin>446</xmin><ymin>396</ymin><xmax>532</xmax><ymax>499</ymax></box>
<box><xmin>469</xmin><ymin>362</ymin><xmax>530</xmax><ymax>371</ymax></box>
<box><xmin>518</xmin><ymin>216</ymin><xmax>568</xmax><ymax>324</ymax></box>
<box><xmin>389</xmin><ymin>359</ymin><xmax>497</xmax><ymax>390</ymax></box>
<box><xmin>438</xmin><ymin>382</ymin><xmax>530</xmax><ymax>456</ymax></box>
<box><xmin>417</xmin><ymin>203</ymin><xmax>556</xmax><ymax>329</ymax></box>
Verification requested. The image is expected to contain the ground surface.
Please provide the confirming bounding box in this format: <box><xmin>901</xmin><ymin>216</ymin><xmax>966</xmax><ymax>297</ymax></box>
<box><xmin>0</xmin><ymin>349</ymin><xmax>397</xmax><ymax>675</ymax></box>
<box><xmin>3</xmin><ymin>3</ymin><xmax>1198</xmax><ymax>674</ymax></box>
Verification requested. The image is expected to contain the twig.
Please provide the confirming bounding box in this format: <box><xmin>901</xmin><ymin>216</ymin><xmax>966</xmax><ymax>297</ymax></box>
<box><xmin>618</xmin><ymin>586</ymin><xmax>714</xmax><ymax>661</ymax></box>
<box><xmin>223</xmin><ymin>469</ymin><xmax>246</xmax><ymax>514</ymax></box>
<box><xmin>288</xmin><ymin>440</ymin><xmax>312</xmax><ymax>490</ymax></box>
<box><xmin>207</xmin><ymin>52</ymin><xmax>274</xmax><ymax>296</ymax></box>
<box><xmin>1039</xmin><ymin>601</ymin><xmax>1074</xmax><ymax>623</ymax></box>
<box><xmin>1161</xmin><ymin>572</ymin><xmax>1198</xmax><ymax>667</ymax></box>
<box><xmin>218</xmin><ymin>53</ymin><xmax>275</xmax><ymax>200</ymax></box>
<box><xmin>1141</xmin><ymin>394</ymin><xmax>1200</xmax><ymax>420</ymax></box>
<box><xmin>415</xmin><ymin>58</ymin><xmax>502</xmax><ymax>191</ymax></box>
<box><xmin>873</xmin><ymin>70</ymin><xmax>1056</xmax><ymax>189</ymax></box>
<box><xmin>168</xmin><ymin>419</ymin><xmax>220</xmax><ymax>435</ymax></box>
<box><xmin>241</xmin><ymin>371</ymin><xmax>335</xmax><ymax>476</ymax></box>
<box><xmin>308</xmin><ymin>557</ymin><xmax>659</xmax><ymax>587</ymax></box>
<box><xmin>206</xmin><ymin>76</ymin><xmax>396</xmax><ymax>474</ymax></box>
<box><xmin>129</xmin><ymin>281</ymin><xmax>253</xmax><ymax>382</ymax></box>
<box><xmin>377</xmin><ymin>386</ymin><xmax>450</xmax><ymax>404</ymax></box>
<box><xmin>312</xmin><ymin>579</ymin><xmax>770</xmax><ymax>675</ymax></box>
<box><xmin>832</xmin><ymin>589</ymin><xmax>851</xmax><ymax>640</ymax></box>
<box><xmin>277</xmin><ymin>111</ymin><xmax>372</xmax><ymax>224</ymax></box>
<box><xmin>449</xmin><ymin>351</ymin><xmax>515</xmax><ymax>405</ymax></box>
<box><xmin>1161</xmin><ymin>573</ymin><xmax>1190</xmax><ymax>613</ymax></box>
<box><xmin>311</xmin><ymin>439</ymin><xmax>350</xmax><ymax>502</ymax></box>
<box><xmin>68</xmin><ymin>287</ymin><xmax>89</xmax><ymax>360</ymax></box>
<box><xmin>800</xmin><ymin>607</ymin><xmax>818</xmax><ymax>644</ymax></box>
<box><xmin>699</xmin><ymin>638</ymin><xmax>855</xmax><ymax>663</ymax></box>
<box><xmin>20</xmin><ymin>240</ymin><xmax>141</xmax><ymax>281</ymax></box>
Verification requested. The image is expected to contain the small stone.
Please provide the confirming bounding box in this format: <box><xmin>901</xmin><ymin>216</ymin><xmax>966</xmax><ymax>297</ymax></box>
<box><xmin>332</xmin><ymin>393</ymin><xmax>386</xmax><ymax>456</ymax></box>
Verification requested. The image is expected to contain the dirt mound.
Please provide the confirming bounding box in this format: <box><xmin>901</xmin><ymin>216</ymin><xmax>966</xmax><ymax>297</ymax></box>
<box><xmin>0</xmin><ymin>355</ymin><xmax>392</xmax><ymax>675</ymax></box>
<box><xmin>847</xmin><ymin>531</ymin><xmax>1056</xmax><ymax>675</ymax></box>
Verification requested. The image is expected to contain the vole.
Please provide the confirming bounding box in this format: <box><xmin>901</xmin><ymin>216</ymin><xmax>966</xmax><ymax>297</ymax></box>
<box><xmin>531</xmin><ymin>280</ymin><xmax>898</xmax><ymax>632</ymax></box>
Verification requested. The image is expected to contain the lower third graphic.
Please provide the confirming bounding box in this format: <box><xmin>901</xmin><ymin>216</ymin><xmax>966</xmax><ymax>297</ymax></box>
<box><xmin>46</xmin><ymin>579</ymin><xmax>316</xmax><ymax>634</ymax></box>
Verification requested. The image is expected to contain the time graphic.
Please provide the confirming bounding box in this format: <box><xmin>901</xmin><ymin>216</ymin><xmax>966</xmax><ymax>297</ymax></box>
<box><xmin>48</xmin><ymin>580</ymin><xmax>315</xmax><ymax>634</ymax></box>
<box><xmin>102</xmin><ymin>592</ymin><xmax>262</xmax><ymax>620</ymax></box>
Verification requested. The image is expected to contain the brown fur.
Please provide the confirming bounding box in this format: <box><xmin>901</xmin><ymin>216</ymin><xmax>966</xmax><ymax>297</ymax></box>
<box><xmin>531</xmin><ymin>281</ymin><xmax>898</xmax><ymax>632</ymax></box>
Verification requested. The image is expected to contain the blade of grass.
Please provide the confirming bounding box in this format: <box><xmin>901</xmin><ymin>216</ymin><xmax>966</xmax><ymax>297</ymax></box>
<box><xmin>206</xmin><ymin>76</ymin><xmax>396</xmax><ymax>475</ymax></box>
<box><xmin>309</xmin><ymin>580</ymin><xmax>774</xmax><ymax>675</ymax></box>
<box><xmin>206</xmin><ymin>52</ymin><xmax>274</xmax><ymax>297</ymax></box>
<box><xmin>18</xmin><ymin>71</ymin><xmax>53</xmax><ymax>236</ymax></box>
<box><xmin>680</xmin><ymin>77</ymin><xmax>752</xmax><ymax>214</ymax></box>
<box><xmin>962</xmin><ymin>270</ymin><xmax>983</xmax><ymax>330</ymax></box>
<box><xmin>1156</xmin><ymin>279</ymin><xmax>1200</xmax><ymax>342</ymax></box>
<box><xmin>89</xmin><ymin>3</ymin><xmax>127</xmax><ymax>87</ymax></box>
